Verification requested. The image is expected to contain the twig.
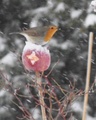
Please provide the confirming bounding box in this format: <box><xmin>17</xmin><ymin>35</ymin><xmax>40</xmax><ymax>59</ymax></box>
<box><xmin>36</xmin><ymin>72</ymin><xmax>47</xmax><ymax>120</ymax></box>
<box><xmin>82</xmin><ymin>32</ymin><xmax>94</xmax><ymax>120</ymax></box>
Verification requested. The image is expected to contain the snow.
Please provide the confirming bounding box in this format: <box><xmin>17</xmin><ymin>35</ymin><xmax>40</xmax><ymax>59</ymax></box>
<box><xmin>23</xmin><ymin>41</ymin><xmax>50</xmax><ymax>54</ymax></box>
<box><xmin>86</xmin><ymin>115</ymin><xmax>96</xmax><ymax>120</ymax></box>
<box><xmin>0</xmin><ymin>90</ymin><xmax>6</xmax><ymax>97</ymax></box>
<box><xmin>26</xmin><ymin>99</ymin><xmax>32</xmax><ymax>103</ymax></box>
<box><xmin>30</xmin><ymin>6</ymin><xmax>51</xmax><ymax>16</ymax></box>
<box><xmin>0</xmin><ymin>107</ymin><xmax>7</xmax><ymax>114</ymax></box>
<box><xmin>91</xmin><ymin>0</ymin><xmax>96</xmax><ymax>12</ymax></box>
<box><xmin>31</xmin><ymin>108</ymin><xmax>41</xmax><ymax>119</ymax></box>
<box><xmin>71</xmin><ymin>101</ymin><xmax>83</xmax><ymax>113</ymax></box>
<box><xmin>84</xmin><ymin>14</ymin><xmax>96</xmax><ymax>27</ymax></box>
<box><xmin>49</xmin><ymin>38</ymin><xmax>75</xmax><ymax>50</ymax></box>
<box><xmin>55</xmin><ymin>2</ymin><xmax>65</xmax><ymax>12</ymax></box>
<box><xmin>14</xmin><ymin>38</ymin><xmax>24</xmax><ymax>49</ymax></box>
<box><xmin>30</xmin><ymin>19</ymin><xmax>38</xmax><ymax>28</ymax></box>
<box><xmin>70</xmin><ymin>9</ymin><xmax>82</xmax><ymax>19</ymax></box>
<box><xmin>0</xmin><ymin>52</ymin><xmax>17</xmax><ymax>67</ymax></box>
<box><xmin>71</xmin><ymin>101</ymin><xmax>96</xmax><ymax>120</ymax></box>
<box><xmin>47</xmin><ymin>0</ymin><xmax>54</xmax><ymax>7</ymax></box>
<box><xmin>60</xmin><ymin>40</ymin><xmax>75</xmax><ymax>50</ymax></box>
<box><xmin>0</xmin><ymin>37</ymin><xmax>7</xmax><ymax>52</ymax></box>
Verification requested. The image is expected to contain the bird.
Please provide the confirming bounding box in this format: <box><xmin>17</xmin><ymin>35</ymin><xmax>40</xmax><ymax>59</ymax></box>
<box><xmin>9</xmin><ymin>25</ymin><xmax>58</xmax><ymax>45</ymax></box>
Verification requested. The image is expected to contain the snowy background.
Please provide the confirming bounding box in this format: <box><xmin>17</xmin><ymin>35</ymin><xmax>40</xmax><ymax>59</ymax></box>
<box><xmin>0</xmin><ymin>0</ymin><xmax>96</xmax><ymax>120</ymax></box>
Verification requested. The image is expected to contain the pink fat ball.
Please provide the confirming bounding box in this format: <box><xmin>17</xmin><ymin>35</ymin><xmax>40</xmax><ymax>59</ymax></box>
<box><xmin>22</xmin><ymin>42</ymin><xmax>51</xmax><ymax>72</ymax></box>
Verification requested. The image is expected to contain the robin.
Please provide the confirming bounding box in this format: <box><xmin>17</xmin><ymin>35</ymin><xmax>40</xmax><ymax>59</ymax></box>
<box><xmin>9</xmin><ymin>25</ymin><xmax>58</xmax><ymax>45</ymax></box>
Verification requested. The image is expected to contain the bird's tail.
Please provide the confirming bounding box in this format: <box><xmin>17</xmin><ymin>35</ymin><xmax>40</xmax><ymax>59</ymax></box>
<box><xmin>9</xmin><ymin>32</ymin><xmax>21</xmax><ymax>36</ymax></box>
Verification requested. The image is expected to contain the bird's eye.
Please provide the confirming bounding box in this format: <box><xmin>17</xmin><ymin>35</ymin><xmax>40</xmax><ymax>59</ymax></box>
<box><xmin>51</xmin><ymin>27</ymin><xmax>54</xmax><ymax>29</ymax></box>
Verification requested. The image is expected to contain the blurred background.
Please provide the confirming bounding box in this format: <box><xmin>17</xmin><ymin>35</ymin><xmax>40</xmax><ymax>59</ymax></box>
<box><xmin>0</xmin><ymin>0</ymin><xmax>96</xmax><ymax>120</ymax></box>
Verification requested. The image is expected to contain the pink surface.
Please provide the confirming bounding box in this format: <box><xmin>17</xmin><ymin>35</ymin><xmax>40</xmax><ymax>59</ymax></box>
<box><xmin>22</xmin><ymin>47</ymin><xmax>51</xmax><ymax>72</ymax></box>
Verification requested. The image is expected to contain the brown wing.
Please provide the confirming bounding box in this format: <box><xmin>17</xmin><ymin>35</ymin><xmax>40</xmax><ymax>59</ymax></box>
<box><xmin>22</xmin><ymin>26</ymin><xmax>49</xmax><ymax>37</ymax></box>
